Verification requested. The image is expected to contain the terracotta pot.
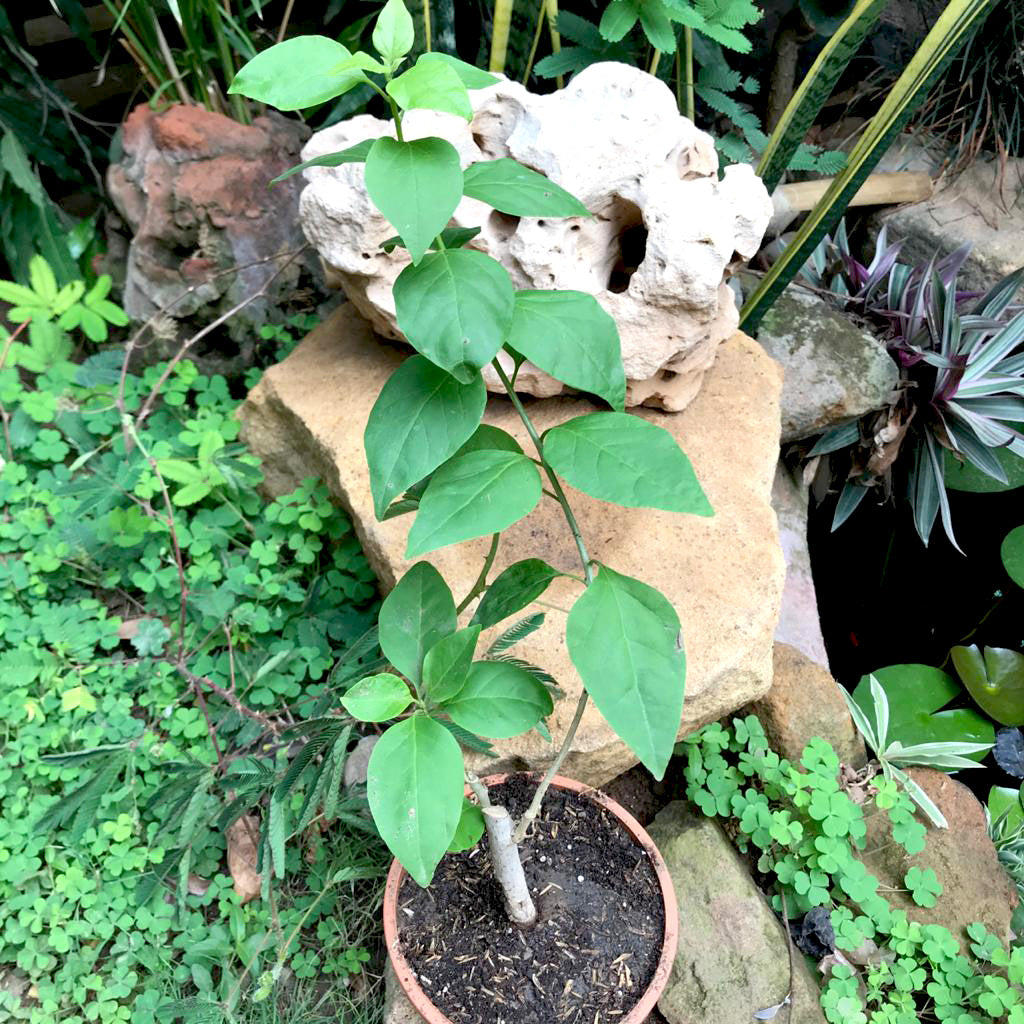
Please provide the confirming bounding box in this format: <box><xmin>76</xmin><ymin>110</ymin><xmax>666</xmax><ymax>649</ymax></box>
<box><xmin>383</xmin><ymin>773</ymin><xmax>679</xmax><ymax>1024</ymax></box>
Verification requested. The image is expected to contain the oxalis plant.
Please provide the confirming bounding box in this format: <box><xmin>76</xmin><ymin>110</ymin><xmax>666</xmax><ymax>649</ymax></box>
<box><xmin>230</xmin><ymin>0</ymin><xmax>712</xmax><ymax>927</ymax></box>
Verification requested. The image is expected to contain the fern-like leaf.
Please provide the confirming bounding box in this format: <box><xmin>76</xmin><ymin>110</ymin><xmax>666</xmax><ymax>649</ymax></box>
<box><xmin>485</xmin><ymin>612</ymin><xmax>545</xmax><ymax>656</ymax></box>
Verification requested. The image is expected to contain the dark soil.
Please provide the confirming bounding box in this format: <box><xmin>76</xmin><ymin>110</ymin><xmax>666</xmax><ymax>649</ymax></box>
<box><xmin>396</xmin><ymin>775</ymin><xmax>665</xmax><ymax>1024</ymax></box>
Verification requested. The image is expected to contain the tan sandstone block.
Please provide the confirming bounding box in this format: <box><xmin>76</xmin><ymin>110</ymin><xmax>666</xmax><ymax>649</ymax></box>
<box><xmin>241</xmin><ymin>304</ymin><xmax>785</xmax><ymax>786</ymax></box>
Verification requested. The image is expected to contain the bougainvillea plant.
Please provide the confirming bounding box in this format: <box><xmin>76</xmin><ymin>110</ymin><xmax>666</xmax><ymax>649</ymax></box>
<box><xmin>230</xmin><ymin>0</ymin><xmax>712</xmax><ymax>924</ymax></box>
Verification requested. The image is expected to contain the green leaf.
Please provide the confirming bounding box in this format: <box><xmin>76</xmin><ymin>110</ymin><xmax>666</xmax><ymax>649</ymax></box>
<box><xmin>387</xmin><ymin>59</ymin><xmax>472</xmax><ymax>121</ymax></box>
<box><xmin>600</xmin><ymin>0</ymin><xmax>640</xmax><ymax>40</ymax></box>
<box><xmin>372</xmin><ymin>0</ymin><xmax>415</xmax><ymax>67</ymax></box>
<box><xmin>423</xmin><ymin>625</ymin><xmax>481</xmax><ymax>704</ymax></box>
<box><xmin>406</xmin><ymin>450</ymin><xmax>542</xmax><ymax>557</ymax></box>
<box><xmin>229</xmin><ymin>37</ymin><xmax>367</xmax><ymax>110</ymax></box>
<box><xmin>448</xmin><ymin>798</ymin><xmax>485</xmax><ymax>852</ymax></box>
<box><xmin>378</xmin><ymin>562</ymin><xmax>457</xmax><ymax>686</ymax></box>
<box><xmin>506</xmin><ymin>290</ymin><xmax>625</xmax><ymax>410</ymax></box>
<box><xmin>419</xmin><ymin>52</ymin><xmax>500</xmax><ymax>89</ymax></box>
<box><xmin>364</xmin><ymin>137</ymin><xmax>463</xmax><ymax>264</ymax></box>
<box><xmin>566</xmin><ymin>565</ymin><xmax>685</xmax><ymax>778</ymax></box>
<box><xmin>543</xmin><ymin>412</ymin><xmax>713</xmax><ymax>515</ymax></box>
<box><xmin>380</xmin><ymin>225</ymin><xmax>481</xmax><ymax>253</ymax></box>
<box><xmin>945</xmin><ymin>446</ymin><xmax>1024</xmax><ymax>493</ymax></box>
<box><xmin>366</xmin><ymin>715</ymin><xmax>464</xmax><ymax>886</ymax></box>
<box><xmin>471</xmin><ymin>559</ymin><xmax>563</xmax><ymax>629</ymax></box>
<box><xmin>988</xmin><ymin>785</ymin><xmax>1024</xmax><ymax>833</ymax></box>
<box><xmin>852</xmin><ymin>665</ymin><xmax>995</xmax><ymax>755</ymax></box>
<box><xmin>341</xmin><ymin>673</ymin><xmax>413</xmax><ymax>722</ymax></box>
<box><xmin>394</xmin><ymin>248</ymin><xmax>515</xmax><ymax>382</ymax></box>
<box><xmin>443</xmin><ymin>661</ymin><xmax>553</xmax><ymax>737</ymax></box>
<box><xmin>1002</xmin><ymin>525</ymin><xmax>1024</xmax><ymax>589</ymax></box>
<box><xmin>951</xmin><ymin>646</ymin><xmax>1024</xmax><ymax>727</ymax></box>
<box><xmin>364</xmin><ymin>355</ymin><xmax>486</xmax><ymax>519</ymax></box>
<box><xmin>1</xmin><ymin>131</ymin><xmax>45</xmax><ymax>207</ymax></box>
<box><xmin>455</xmin><ymin>424</ymin><xmax>523</xmax><ymax>456</ymax></box>
<box><xmin>462</xmin><ymin>159</ymin><xmax>590</xmax><ymax>218</ymax></box>
<box><xmin>270</xmin><ymin>139</ymin><xmax>374</xmax><ymax>185</ymax></box>
<box><xmin>740</xmin><ymin>0</ymin><xmax>999</xmax><ymax>332</ymax></box>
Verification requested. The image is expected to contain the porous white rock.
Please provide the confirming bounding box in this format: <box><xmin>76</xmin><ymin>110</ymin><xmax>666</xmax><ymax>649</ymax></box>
<box><xmin>298</xmin><ymin>62</ymin><xmax>772</xmax><ymax>410</ymax></box>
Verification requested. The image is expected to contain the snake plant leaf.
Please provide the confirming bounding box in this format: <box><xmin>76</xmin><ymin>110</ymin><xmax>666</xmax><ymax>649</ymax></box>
<box><xmin>758</xmin><ymin>0</ymin><xmax>887</xmax><ymax>192</ymax></box>
<box><xmin>951</xmin><ymin>645</ymin><xmax>1024</xmax><ymax>727</ymax></box>
<box><xmin>852</xmin><ymin>664</ymin><xmax>994</xmax><ymax>757</ymax></box>
<box><xmin>742</xmin><ymin>0</ymin><xmax>1000</xmax><ymax>333</ymax></box>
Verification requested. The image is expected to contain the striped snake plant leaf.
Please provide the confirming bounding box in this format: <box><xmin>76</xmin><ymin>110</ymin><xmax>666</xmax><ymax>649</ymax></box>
<box><xmin>757</xmin><ymin>0</ymin><xmax>888</xmax><ymax>193</ymax></box>
<box><xmin>741</xmin><ymin>0</ymin><xmax>1000</xmax><ymax>335</ymax></box>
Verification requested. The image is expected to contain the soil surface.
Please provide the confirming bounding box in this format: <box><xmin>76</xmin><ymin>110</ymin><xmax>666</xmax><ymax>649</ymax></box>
<box><xmin>396</xmin><ymin>775</ymin><xmax>665</xmax><ymax>1024</ymax></box>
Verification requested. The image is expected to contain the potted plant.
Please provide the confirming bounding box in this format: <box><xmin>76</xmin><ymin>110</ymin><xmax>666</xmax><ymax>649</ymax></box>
<box><xmin>229</xmin><ymin>2</ymin><xmax>711</xmax><ymax>1019</ymax></box>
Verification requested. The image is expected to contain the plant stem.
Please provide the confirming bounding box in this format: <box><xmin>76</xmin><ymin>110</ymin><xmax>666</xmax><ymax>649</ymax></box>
<box><xmin>683</xmin><ymin>27</ymin><xmax>695</xmax><ymax>121</ymax></box>
<box><xmin>521</xmin><ymin>0</ymin><xmax>547</xmax><ymax>84</ymax></box>
<box><xmin>484</xmin><ymin>805</ymin><xmax>537</xmax><ymax>924</ymax></box>
<box><xmin>490</xmin><ymin>360</ymin><xmax>594</xmax><ymax>844</ymax></box>
<box><xmin>648</xmin><ymin>48</ymin><xmax>662</xmax><ymax>76</ymax></box>
<box><xmin>457</xmin><ymin>533</ymin><xmax>500</xmax><ymax>614</ymax></box>
<box><xmin>512</xmin><ymin>688</ymin><xmax>588</xmax><ymax>843</ymax></box>
<box><xmin>491</xmin><ymin>361</ymin><xmax>593</xmax><ymax>585</ymax></box>
<box><xmin>422</xmin><ymin>0</ymin><xmax>433</xmax><ymax>51</ymax></box>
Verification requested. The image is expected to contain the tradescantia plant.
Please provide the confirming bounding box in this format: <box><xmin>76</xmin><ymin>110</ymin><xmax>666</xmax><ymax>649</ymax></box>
<box><xmin>230</xmin><ymin>0</ymin><xmax>712</xmax><ymax>925</ymax></box>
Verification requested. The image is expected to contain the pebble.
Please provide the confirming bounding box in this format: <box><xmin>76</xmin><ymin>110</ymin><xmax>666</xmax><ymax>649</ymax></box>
<box><xmin>577</xmin><ymin>875</ymin><xmax>584</xmax><ymax>882</ymax></box>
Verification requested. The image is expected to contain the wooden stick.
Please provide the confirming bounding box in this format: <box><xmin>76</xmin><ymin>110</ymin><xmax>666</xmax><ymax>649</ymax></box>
<box><xmin>769</xmin><ymin>171</ymin><xmax>933</xmax><ymax>235</ymax></box>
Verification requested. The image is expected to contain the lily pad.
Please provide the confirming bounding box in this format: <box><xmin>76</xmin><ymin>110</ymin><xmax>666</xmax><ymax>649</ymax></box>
<box><xmin>852</xmin><ymin>664</ymin><xmax>994</xmax><ymax>758</ymax></box>
<box><xmin>1001</xmin><ymin>525</ymin><xmax>1024</xmax><ymax>590</ymax></box>
<box><xmin>951</xmin><ymin>645</ymin><xmax>1024</xmax><ymax>727</ymax></box>
<box><xmin>988</xmin><ymin>785</ymin><xmax>1024</xmax><ymax>832</ymax></box>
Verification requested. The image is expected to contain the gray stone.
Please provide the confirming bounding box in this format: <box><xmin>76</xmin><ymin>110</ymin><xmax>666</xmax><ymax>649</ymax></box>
<box><xmin>755</xmin><ymin>288</ymin><xmax>898</xmax><ymax>442</ymax></box>
<box><xmin>771</xmin><ymin>463</ymin><xmax>828</xmax><ymax>670</ymax></box>
<box><xmin>860</xmin><ymin>768</ymin><xmax>1016</xmax><ymax>953</ymax></box>
<box><xmin>747</xmin><ymin>643</ymin><xmax>866</xmax><ymax>769</ymax></box>
<box><xmin>871</xmin><ymin>156</ymin><xmax>1024</xmax><ymax>294</ymax></box>
<box><xmin>383</xmin><ymin>961</ymin><xmax>421</xmax><ymax>1024</ymax></box>
<box><xmin>649</xmin><ymin>802</ymin><xmax>826</xmax><ymax>1024</ymax></box>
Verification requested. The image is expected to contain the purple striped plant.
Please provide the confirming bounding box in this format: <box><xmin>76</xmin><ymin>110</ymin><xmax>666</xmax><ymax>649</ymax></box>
<box><xmin>796</xmin><ymin>224</ymin><xmax>1024</xmax><ymax>548</ymax></box>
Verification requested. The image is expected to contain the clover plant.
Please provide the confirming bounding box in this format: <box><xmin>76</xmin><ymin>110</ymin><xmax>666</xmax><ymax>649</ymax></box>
<box><xmin>230</xmin><ymin>0</ymin><xmax>712</xmax><ymax>922</ymax></box>
<box><xmin>685</xmin><ymin>719</ymin><xmax>1024</xmax><ymax>1024</ymax></box>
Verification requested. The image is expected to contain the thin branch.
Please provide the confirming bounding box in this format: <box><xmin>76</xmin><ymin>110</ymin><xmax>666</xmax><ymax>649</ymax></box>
<box><xmin>176</xmin><ymin>663</ymin><xmax>279</xmax><ymax>731</ymax></box>
<box><xmin>133</xmin><ymin>246</ymin><xmax>308</xmax><ymax>432</ymax></box>
<box><xmin>456</xmin><ymin>533</ymin><xmax>500</xmax><ymax>614</ymax></box>
<box><xmin>116</xmin><ymin>246</ymin><xmax>309</xmax><ymax>434</ymax></box>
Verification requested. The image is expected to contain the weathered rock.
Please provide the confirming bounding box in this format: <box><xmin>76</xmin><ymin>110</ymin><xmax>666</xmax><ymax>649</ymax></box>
<box><xmin>755</xmin><ymin>288</ymin><xmax>898</xmax><ymax>442</ymax></box>
<box><xmin>107</xmin><ymin>104</ymin><xmax>314</xmax><ymax>343</ymax></box>
<box><xmin>240</xmin><ymin>303</ymin><xmax>785</xmax><ymax>786</ymax></box>
<box><xmin>871</xmin><ymin>156</ymin><xmax>1024</xmax><ymax>293</ymax></box>
<box><xmin>771</xmin><ymin>463</ymin><xmax>829</xmax><ymax>670</ymax></box>
<box><xmin>747</xmin><ymin>643</ymin><xmax>866</xmax><ymax>768</ymax></box>
<box><xmin>383</xmin><ymin>962</ymin><xmax>421</xmax><ymax>1024</ymax></box>
<box><xmin>861</xmin><ymin>767</ymin><xmax>1016</xmax><ymax>950</ymax></box>
<box><xmin>343</xmin><ymin>734</ymin><xmax>378</xmax><ymax>789</ymax></box>
<box><xmin>649</xmin><ymin>802</ymin><xmax>826</xmax><ymax>1024</ymax></box>
<box><xmin>298</xmin><ymin>62</ymin><xmax>772</xmax><ymax>412</ymax></box>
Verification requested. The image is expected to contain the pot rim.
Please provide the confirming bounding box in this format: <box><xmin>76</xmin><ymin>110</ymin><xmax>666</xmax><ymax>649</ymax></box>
<box><xmin>383</xmin><ymin>772</ymin><xmax>678</xmax><ymax>1024</ymax></box>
